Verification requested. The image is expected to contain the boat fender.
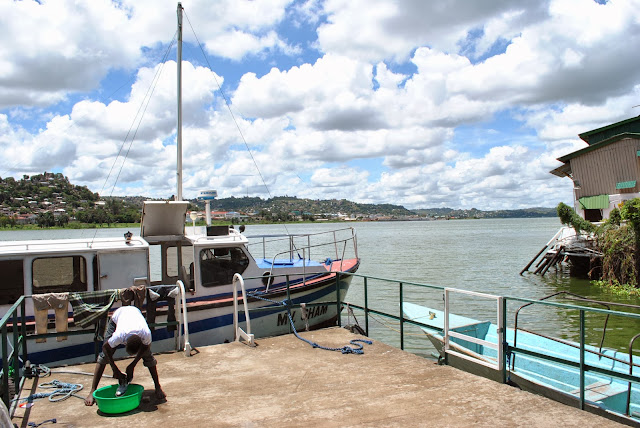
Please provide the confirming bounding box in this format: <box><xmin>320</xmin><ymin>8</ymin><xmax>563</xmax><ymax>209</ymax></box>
<box><xmin>324</xmin><ymin>258</ymin><xmax>332</xmax><ymax>265</ymax></box>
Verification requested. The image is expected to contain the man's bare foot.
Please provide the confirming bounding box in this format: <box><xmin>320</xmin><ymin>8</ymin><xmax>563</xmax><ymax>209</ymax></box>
<box><xmin>155</xmin><ymin>387</ymin><xmax>166</xmax><ymax>401</ymax></box>
<box><xmin>84</xmin><ymin>393</ymin><xmax>95</xmax><ymax>406</ymax></box>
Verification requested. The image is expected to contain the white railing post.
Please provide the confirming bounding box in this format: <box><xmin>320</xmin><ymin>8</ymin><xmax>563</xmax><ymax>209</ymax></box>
<box><xmin>176</xmin><ymin>280</ymin><xmax>192</xmax><ymax>356</ymax></box>
<box><xmin>442</xmin><ymin>288</ymin><xmax>503</xmax><ymax>372</ymax></box>
<box><xmin>232</xmin><ymin>273</ymin><xmax>255</xmax><ymax>346</ymax></box>
<box><xmin>444</xmin><ymin>289</ymin><xmax>450</xmax><ymax>354</ymax></box>
<box><xmin>497</xmin><ymin>296</ymin><xmax>504</xmax><ymax>372</ymax></box>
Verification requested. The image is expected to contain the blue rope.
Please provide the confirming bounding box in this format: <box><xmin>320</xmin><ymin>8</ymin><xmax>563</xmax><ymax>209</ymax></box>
<box><xmin>247</xmin><ymin>291</ymin><xmax>372</xmax><ymax>354</ymax></box>
<box><xmin>16</xmin><ymin>380</ymin><xmax>83</xmax><ymax>403</ymax></box>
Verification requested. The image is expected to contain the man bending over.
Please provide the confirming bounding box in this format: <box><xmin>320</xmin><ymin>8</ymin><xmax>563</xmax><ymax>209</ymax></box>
<box><xmin>84</xmin><ymin>306</ymin><xmax>166</xmax><ymax>406</ymax></box>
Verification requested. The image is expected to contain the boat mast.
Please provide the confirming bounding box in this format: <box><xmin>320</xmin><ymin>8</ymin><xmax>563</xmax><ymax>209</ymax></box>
<box><xmin>176</xmin><ymin>2</ymin><xmax>183</xmax><ymax>201</ymax></box>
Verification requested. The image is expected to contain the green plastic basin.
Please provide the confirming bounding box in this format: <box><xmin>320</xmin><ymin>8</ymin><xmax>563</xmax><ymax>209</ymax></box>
<box><xmin>93</xmin><ymin>383</ymin><xmax>144</xmax><ymax>414</ymax></box>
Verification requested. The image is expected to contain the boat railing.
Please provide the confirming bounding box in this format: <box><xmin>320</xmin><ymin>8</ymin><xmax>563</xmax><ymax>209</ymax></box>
<box><xmin>0</xmin><ymin>236</ymin><xmax>147</xmax><ymax>253</ymax></box>
<box><xmin>261</xmin><ymin>238</ymin><xmax>353</xmax><ymax>292</ymax></box>
<box><xmin>246</xmin><ymin>227</ymin><xmax>358</xmax><ymax>263</ymax></box>
<box><xmin>340</xmin><ymin>272</ymin><xmax>640</xmax><ymax>420</ymax></box>
<box><xmin>232</xmin><ymin>274</ymin><xmax>254</xmax><ymax>346</ymax></box>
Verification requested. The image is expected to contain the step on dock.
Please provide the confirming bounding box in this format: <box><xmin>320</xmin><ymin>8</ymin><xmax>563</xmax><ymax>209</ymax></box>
<box><xmin>12</xmin><ymin>327</ymin><xmax>624</xmax><ymax>427</ymax></box>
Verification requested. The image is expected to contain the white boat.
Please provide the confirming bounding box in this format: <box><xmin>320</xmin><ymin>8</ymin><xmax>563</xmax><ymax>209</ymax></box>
<box><xmin>0</xmin><ymin>3</ymin><xmax>359</xmax><ymax>367</ymax></box>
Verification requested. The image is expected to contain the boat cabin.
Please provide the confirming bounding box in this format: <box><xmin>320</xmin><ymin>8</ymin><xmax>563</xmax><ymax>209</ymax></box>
<box><xmin>0</xmin><ymin>236</ymin><xmax>149</xmax><ymax>309</ymax></box>
<box><xmin>0</xmin><ymin>200</ymin><xmax>341</xmax><ymax>316</ymax></box>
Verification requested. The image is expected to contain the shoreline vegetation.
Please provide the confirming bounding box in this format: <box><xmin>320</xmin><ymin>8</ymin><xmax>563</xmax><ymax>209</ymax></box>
<box><xmin>558</xmin><ymin>200</ymin><xmax>640</xmax><ymax>296</ymax></box>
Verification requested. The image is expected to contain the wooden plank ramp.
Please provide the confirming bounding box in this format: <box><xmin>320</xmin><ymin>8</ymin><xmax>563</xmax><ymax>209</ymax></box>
<box><xmin>12</xmin><ymin>327</ymin><xmax>625</xmax><ymax>427</ymax></box>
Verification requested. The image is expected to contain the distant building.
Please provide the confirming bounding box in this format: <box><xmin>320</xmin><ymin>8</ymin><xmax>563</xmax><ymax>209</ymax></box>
<box><xmin>551</xmin><ymin>115</ymin><xmax>640</xmax><ymax>221</ymax></box>
<box><xmin>210</xmin><ymin>211</ymin><xmax>227</xmax><ymax>220</ymax></box>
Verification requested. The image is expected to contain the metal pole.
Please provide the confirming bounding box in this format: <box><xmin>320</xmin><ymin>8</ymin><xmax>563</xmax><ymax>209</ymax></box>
<box><xmin>11</xmin><ymin>312</ymin><xmax>19</xmax><ymax>393</ymax></box>
<box><xmin>336</xmin><ymin>273</ymin><xmax>342</xmax><ymax>327</ymax></box>
<box><xmin>579</xmin><ymin>309</ymin><xmax>585</xmax><ymax>410</ymax></box>
<box><xmin>500</xmin><ymin>297</ymin><xmax>507</xmax><ymax>384</ymax></box>
<box><xmin>286</xmin><ymin>275</ymin><xmax>291</xmax><ymax>334</ymax></box>
<box><xmin>399</xmin><ymin>282</ymin><xmax>404</xmax><ymax>350</ymax></box>
<box><xmin>2</xmin><ymin>324</ymin><xmax>9</xmax><ymax>410</ymax></box>
<box><xmin>176</xmin><ymin>2</ymin><xmax>183</xmax><ymax>201</ymax></box>
<box><xmin>364</xmin><ymin>277</ymin><xmax>369</xmax><ymax>336</ymax></box>
<box><xmin>444</xmin><ymin>289</ymin><xmax>450</xmax><ymax>364</ymax></box>
<box><xmin>20</xmin><ymin>299</ymin><xmax>27</xmax><ymax>363</ymax></box>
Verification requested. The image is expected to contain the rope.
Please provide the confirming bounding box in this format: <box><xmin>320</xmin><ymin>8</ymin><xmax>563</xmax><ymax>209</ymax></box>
<box><xmin>247</xmin><ymin>291</ymin><xmax>372</xmax><ymax>354</ymax></box>
<box><xmin>15</xmin><ymin>380</ymin><xmax>83</xmax><ymax>403</ymax></box>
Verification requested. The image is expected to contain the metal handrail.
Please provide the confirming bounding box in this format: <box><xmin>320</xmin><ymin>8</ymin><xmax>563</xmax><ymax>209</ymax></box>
<box><xmin>232</xmin><ymin>274</ymin><xmax>254</xmax><ymax>346</ymax></box>
<box><xmin>513</xmin><ymin>291</ymin><xmax>612</xmax><ymax>361</ymax></box>
<box><xmin>340</xmin><ymin>272</ymin><xmax>640</xmax><ymax>421</ymax></box>
<box><xmin>246</xmin><ymin>227</ymin><xmax>357</xmax><ymax>261</ymax></box>
<box><xmin>627</xmin><ymin>333</ymin><xmax>640</xmax><ymax>416</ymax></box>
<box><xmin>175</xmin><ymin>280</ymin><xmax>192</xmax><ymax>356</ymax></box>
<box><xmin>0</xmin><ymin>297</ymin><xmax>26</xmax><ymax>413</ymax></box>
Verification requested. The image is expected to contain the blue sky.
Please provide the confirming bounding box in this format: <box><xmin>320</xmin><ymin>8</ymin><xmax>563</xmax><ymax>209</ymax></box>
<box><xmin>1</xmin><ymin>0</ymin><xmax>640</xmax><ymax>210</ymax></box>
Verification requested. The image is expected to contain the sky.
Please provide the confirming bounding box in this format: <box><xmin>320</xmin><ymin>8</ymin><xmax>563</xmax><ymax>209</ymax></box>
<box><xmin>1</xmin><ymin>0</ymin><xmax>639</xmax><ymax>210</ymax></box>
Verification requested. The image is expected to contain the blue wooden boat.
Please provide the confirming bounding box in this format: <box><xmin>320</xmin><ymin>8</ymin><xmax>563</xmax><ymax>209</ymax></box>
<box><xmin>403</xmin><ymin>300</ymin><xmax>640</xmax><ymax>424</ymax></box>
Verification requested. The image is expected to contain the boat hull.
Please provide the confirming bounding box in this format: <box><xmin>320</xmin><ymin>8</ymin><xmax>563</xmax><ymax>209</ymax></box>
<box><xmin>21</xmin><ymin>266</ymin><xmax>356</xmax><ymax>367</ymax></box>
<box><xmin>403</xmin><ymin>302</ymin><xmax>640</xmax><ymax>425</ymax></box>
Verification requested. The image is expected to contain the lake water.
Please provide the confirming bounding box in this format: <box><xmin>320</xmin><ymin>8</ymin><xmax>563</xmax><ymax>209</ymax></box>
<box><xmin>3</xmin><ymin>218</ymin><xmax>640</xmax><ymax>356</ymax></box>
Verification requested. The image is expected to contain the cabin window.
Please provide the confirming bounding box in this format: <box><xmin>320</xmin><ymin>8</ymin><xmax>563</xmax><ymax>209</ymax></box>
<box><xmin>199</xmin><ymin>247</ymin><xmax>249</xmax><ymax>287</ymax></box>
<box><xmin>165</xmin><ymin>245</ymin><xmax>194</xmax><ymax>278</ymax></box>
<box><xmin>32</xmin><ymin>256</ymin><xmax>87</xmax><ymax>294</ymax></box>
<box><xmin>0</xmin><ymin>260</ymin><xmax>24</xmax><ymax>305</ymax></box>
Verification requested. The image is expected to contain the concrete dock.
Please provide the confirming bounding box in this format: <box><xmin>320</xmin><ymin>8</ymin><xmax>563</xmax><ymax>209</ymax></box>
<box><xmin>11</xmin><ymin>327</ymin><xmax>625</xmax><ymax>427</ymax></box>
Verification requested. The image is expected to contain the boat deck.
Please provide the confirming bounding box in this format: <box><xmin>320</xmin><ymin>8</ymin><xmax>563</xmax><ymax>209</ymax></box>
<box><xmin>11</xmin><ymin>328</ymin><xmax>624</xmax><ymax>427</ymax></box>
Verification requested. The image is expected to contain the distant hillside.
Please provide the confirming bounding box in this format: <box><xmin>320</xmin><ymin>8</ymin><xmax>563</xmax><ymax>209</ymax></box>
<box><xmin>0</xmin><ymin>172</ymin><xmax>140</xmax><ymax>226</ymax></box>
<box><xmin>412</xmin><ymin>207</ymin><xmax>557</xmax><ymax>219</ymax></box>
<box><xmin>1</xmin><ymin>172</ymin><xmax>559</xmax><ymax>227</ymax></box>
<box><xmin>195</xmin><ymin>195</ymin><xmax>413</xmax><ymax>217</ymax></box>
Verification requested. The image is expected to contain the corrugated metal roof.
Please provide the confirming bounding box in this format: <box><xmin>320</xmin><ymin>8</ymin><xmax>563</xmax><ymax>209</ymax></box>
<box><xmin>578</xmin><ymin>115</ymin><xmax>640</xmax><ymax>144</ymax></box>
<box><xmin>578</xmin><ymin>194</ymin><xmax>609</xmax><ymax>210</ymax></box>
<box><xmin>557</xmin><ymin>133</ymin><xmax>640</xmax><ymax>163</ymax></box>
<box><xmin>616</xmin><ymin>180</ymin><xmax>637</xmax><ymax>189</ymax></box>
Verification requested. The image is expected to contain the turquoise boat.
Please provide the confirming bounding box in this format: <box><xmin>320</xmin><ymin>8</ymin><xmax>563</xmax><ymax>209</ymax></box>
<box><xmin>403</xmin><ymin>301</ymin><xmax>640</xmax><ymax>424</ymax></box>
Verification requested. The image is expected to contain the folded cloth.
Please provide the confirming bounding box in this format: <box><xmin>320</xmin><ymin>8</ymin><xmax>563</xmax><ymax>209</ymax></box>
<box><xmin>120</xmin><ymin>284</ymin><xmax>146</xmax><ymax>309</ymax></box>
<box><xmin>146</xmin><ymin>286</ymin><xmax>177</xmax><ymax>332</ymax></box>
<box><xmin>32</xmin><ymin>293</ymin><xmax>70</xmax><ymax>342</ymax></box>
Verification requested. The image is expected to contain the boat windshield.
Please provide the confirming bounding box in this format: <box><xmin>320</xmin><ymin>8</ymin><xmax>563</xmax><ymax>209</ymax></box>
<box><xmin>199</xmin><ymin>247</ymin><xmax>249</xmax><ymax>287</ymax></box>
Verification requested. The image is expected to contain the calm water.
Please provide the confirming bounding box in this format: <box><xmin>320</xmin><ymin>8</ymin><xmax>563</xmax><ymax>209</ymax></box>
<box><xmin>3</xmin><ymin>218</ymin><xmax>640</xmax><ymax>356</ymax></box>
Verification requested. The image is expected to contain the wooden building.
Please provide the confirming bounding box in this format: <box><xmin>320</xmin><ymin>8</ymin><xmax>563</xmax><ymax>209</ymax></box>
<box><xmin>551</xmin><ymin>116</ymin><xmax>640</xmax><ymax>221</ymax></box>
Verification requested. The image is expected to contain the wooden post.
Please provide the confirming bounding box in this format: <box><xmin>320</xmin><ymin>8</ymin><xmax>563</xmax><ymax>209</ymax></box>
<box><xmin>541</xmin><ymin>246</ymin><xmax>564</xmax><ymax>276</ymax></box>
<box><xmin>520</xmin><ymin>245</ymin><xmax>549</xmax><ymax>275</ymax></box>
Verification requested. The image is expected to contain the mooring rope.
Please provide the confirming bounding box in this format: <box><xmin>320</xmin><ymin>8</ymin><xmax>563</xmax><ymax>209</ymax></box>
<box><xmin>15</xmin><ymin>379</ymin><xmax>83</xmax><ymax>403</ymax></box>
<box><xmin>247</xmin><ymin>291</ymin><xmax>372</xmax><ymax>354</ymax></box>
